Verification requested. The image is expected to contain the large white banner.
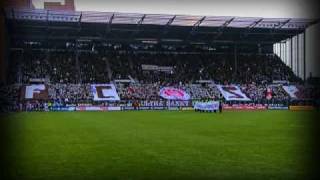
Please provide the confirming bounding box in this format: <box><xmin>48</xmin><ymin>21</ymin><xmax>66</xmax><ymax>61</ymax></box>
<box><xmin>194</xmin><ymin>101</ymin><xmax>219</xmax><ymax>111</ymax></box>
<box><xmin>23</xmin><ymin>84</ymin><xmax>48</xmax><ymax>100</ymax></box>
<box><xmin>217</xmin><ymin>85</ymin><xmax>251</xmax><ymax>101</ymax></box>
<box><xmin>91</xmin><ymin>84</ymin><xmax>120</xmax><ymax>101</ymax></box>
<box><xmin>282</xmin><ymin>85</ymin><xmax>299</xmax><ymax>99</ymax></box>
<box><xmin>160</xmin><ymin>87</ymin><xmax>190</xmax><ymax>101</ymax></box>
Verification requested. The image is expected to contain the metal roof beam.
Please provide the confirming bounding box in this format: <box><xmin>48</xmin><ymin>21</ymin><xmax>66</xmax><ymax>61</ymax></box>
<box><xmin>137</xmin><ymin>14</ymin><xmax>146</xmax><ymax>25</ymax></box>
<box><xmin>78</xmin><ymin>12</ymin><xmax>82</xmax><ymax>23</ymax></box>
<box><xmin>109</xmin><ymin>13</ymin><xmax>115</xmax><ymax>25</ymax></box>
<box><xmin>193</xmin><ymin>16</ymin><xmax>206</xmax><ymax>27</ymax></box>
<box><xmin>277</xmin><ymin>18</ymin><xmax>291</xmax><ymax>29</ymax></box>
<box><xmin>106</xmin><ymin>13</ymin><xmax>114</xmax><ymax>33</ymax></box>
<box><xmin>190</xmin><ymin>16</ymin><xmax>206</xmax><ymax>34</ymax></box>
<box><xmin>130</xmin><ymin>14</ymin><xmax>146</xmax><ymax>38</ymax></box>
<box><xmin>77</xmin><ymin>12</ymin><xmax>83</xmax><ymax>38</ymax></box>
<box><xmin>222</xmin><ymin>17</ymin><xmax>235</xmax><ymax>27</ymax></box>
<box><xmin>160</xmin><ymin>15</ymin><xmax>176</xmax><ymax>39</ymax></box>
<box><xmin>211</xmin><ymin>17</ymin><xmax>235</xmax><ymax>41</ymax></box>
<box><xmin>184</xmin><ymin>16</ymin><xmax>207</xmax><ymax>42</ymax></box>
<box><xmin>248</xmin><ymin>18</ymin><xmax>264</xmax><ymax>29</ymax></box>
<box><xmin>241</xmin><ymin>18</ymin><xmax>264</xmax><ymax>40</ymax></box>
<box><xmin>166</xmin><ymin>15</ymin><xmax>176</xmax><ymax>26</ymax></box>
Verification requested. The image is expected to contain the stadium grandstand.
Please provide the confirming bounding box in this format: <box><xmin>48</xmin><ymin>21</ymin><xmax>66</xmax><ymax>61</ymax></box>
<box><xmin>1</xmin><ymin>1</ymin><xmax>320</xmax><ymax>180</ymax></box>
<box><xmin>0</xmin><ymin>7</ymin><xmax>319</xmax><ymax>112</ymax></box>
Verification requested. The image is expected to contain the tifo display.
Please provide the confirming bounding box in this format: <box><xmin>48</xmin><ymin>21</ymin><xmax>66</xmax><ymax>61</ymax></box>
<box><xmin>0</xmin><ymin>82</ymin><xmax>316</xmax><ymax>112</ymax></box>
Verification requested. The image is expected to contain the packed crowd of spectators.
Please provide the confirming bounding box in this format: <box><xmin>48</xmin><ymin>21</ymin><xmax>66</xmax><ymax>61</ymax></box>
<box><xmin>1</xmin><ymin>49</ymin><xmax>318</xmax><ymax>112</ymax></box>
<box><xmin>115</xmin><ymin>83</ymin><xmax>223</xmax><ymax>101</ymax></box>
<box><xmin>1</xmin><ymin>81</ymin><xmax>319</xmax><ymax>112</ymax></box>
<box><xmin>0</xmin><ymin>84</ymin><xmax>21</xmax><ymax>112</ymax></box>
<box><xmin>48</xmin><ymin>83</ymin><xmax>93</xmax><ymax>104</ymax></box>
<box><xmin>9</xmin><ymin>50</ymin><xmax>78</xmax><ymax>84</ymax></box>
<box><xmin>182</xmin><ymin>84</ymin><xmax>221</xmax><ymax>100</ymax></box>
<box><xmin>9</xmin><ymin>49</ymin><xmax>300</xmax><ymax>85</ymax></box>
<box><xmin>116</xmin><ymin>83</ymin><xmax>160</xmax><ymax>100</ymax></box>
<box><xmin>116</xmin><ymin>82</ymin><xmax>295</xmax><ymax>102</ymax></box>
<box><xmin>240</xmin><ymin>83</ymin><xmax>267</xmax><ymax>101</ymax></box>
<box><xmin>291</xmin><ymin>85</ymin><xmax>320</xmax><ymax>100</ymax></box>
<box><xmin>79</xmin><ymin>52</ymin><xmax>111</xmax><ymax>83</ymax></box>
<box><xmin>268</xmin><ymin>85</ymin><xmax>290</xmax><ymax>101</ymax></box>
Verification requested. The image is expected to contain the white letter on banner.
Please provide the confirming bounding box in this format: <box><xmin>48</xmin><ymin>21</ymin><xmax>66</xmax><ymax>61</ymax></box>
<box><xmin>25</xmin><ymin>85</ymin><xmax>46</xmax><ymax>99</ymax></box>
<box><xmin>282</xmin><ymin>85</ymin><xmax>298</xmax><ymax>99</ymax></box>
<box><xmin>91</xmin><ymin>84</ymin><xmax>120</xmax><ymax>101</ymax></box>
<box><xmin>217</xmin><ymin>85</ymin><xmax>251</xmax><ymax>101</ymax></box>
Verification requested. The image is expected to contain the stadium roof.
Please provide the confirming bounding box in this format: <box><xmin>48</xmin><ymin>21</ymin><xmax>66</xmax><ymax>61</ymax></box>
<box><xmin>4</xmin><ymin>8</ymin><xmax>319</xmax><ymax>45</ymax></box>
<box><xmin>5</xmin><ymin>8</ymin><xmax>317</xmax><ymax>29</ymax></box>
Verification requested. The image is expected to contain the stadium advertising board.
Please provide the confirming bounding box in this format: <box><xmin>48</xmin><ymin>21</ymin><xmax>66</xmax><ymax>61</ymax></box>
<box><xmin>91</xmin><ymin>84</ymin><xmax>120</xmax><ymax>101</ymax></box>
<box><xmin>181</xmin><ymin>107</ymin><xmax>194</xmax><ymax>111</ymax></box>
<box><xmin>223</xmin><ymin>104</ymin><xmax>267</xmax><ymax>110</ymax></box>
<box><xmin>21</xmin><ymin>84</ymin><xmax>49</xmax><ymax>100</ymax></box>
<box><xmin>139</xmin><ymin>100</ymin><xmax>165</xmax><ymax>107</ymax></box>
<box><xmin>282</xmin><ymin>85</ymin><xmax>299</xmax><ymax>99</ymax></box>
<box><xmin>168</xmin><ymin>107</ymin><xmax>180</xmax><ymax>111</ymax></box>
<box><xmin>121</xmin><ymin>100</ymin><xmax>191</xmax><ymax>111</ymax></box>
<box><xmin>76</xmin><ymin>106</ymin><xmax>121</xmax><ymax>111</ymax></box>
<box><xmin>166</xmin><ymin>100</ymin><xmax>190</xmax><ymax>107</ymax></box>
<box><xmin>127</xmin><ymin>100</ymin><xmax>190</xmax><ymax>107</ymax></box>
<box><xmin>268</xmin><ymin>104</ymin><xmax>289</xmax><ymax>110</ymax></box>
<box><xmin>194</xmin><ymin>101</ymin><xmax>219</xmax><ymax>111</ymax></box>
<box><xmin>121</xmin><ymin>106</ymin><xmax>166</xmax><ymax>111</ymax></box>
<box><xmin>289</xmin><ymin>106</ymin><xmax>315</xmax><ymax>111</ymax></box>
<box><xmin>159</xmin><ymin>87</ymin><xmax>190</xmax><ymax>101</ymax></box>
<box><xmin>51</xmin><ymin>106</ymin><xmax>76</xmax><ymax>111</ymax></box>
<box><xmin>217</xmin><ymin>85</ymin><xmax>251</xmax><ymax>101</ymax></box>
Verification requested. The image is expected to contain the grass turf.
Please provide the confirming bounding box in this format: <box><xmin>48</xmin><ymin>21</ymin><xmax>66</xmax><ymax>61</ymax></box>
<box><xmin>3</xmin><ymin>110</ymin><xmax>315</xmax><ymax>180</ymax></box>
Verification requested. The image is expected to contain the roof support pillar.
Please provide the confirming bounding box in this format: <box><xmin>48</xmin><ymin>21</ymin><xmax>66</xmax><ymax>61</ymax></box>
<box><xmin>234</xmin><ymin>44</ymin><xmax>238</xmax><ymax>81</ymax></box>
<box><xmin>297</xmin><ymin>34</ymin><xmax>300</xmax><ymax>77</ymax></box>
<box><xmin>75</xmin><ymin>40</ymin><xmax>81</xmax><ymax>84</ymax></box>
<box><xmin>303</xmin><ymin>31</ymin><xmax>306</xmax><ymax>81</ymax></box>
<box><xmin>280</xmin><ymin>41</ymin><xmax>282</xmax><ymax>60</ymax></box>
<box><xmin>290</xmin><ymin>37</ymin><xmax>293</xmax><ymax>69</ymax></box>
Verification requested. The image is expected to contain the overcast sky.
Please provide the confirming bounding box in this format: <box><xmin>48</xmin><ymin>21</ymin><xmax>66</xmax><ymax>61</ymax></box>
<box><xmin>32</xmin><ymin>0</ymin><xmax>319</xmax><ymax>19</ymax></box>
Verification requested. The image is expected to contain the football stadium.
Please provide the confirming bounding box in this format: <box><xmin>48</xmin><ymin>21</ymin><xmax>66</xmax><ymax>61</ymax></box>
<box><xmin>0</xmin><ymin>0</ymin><xmax>320</xmax><ymax>179</ymax></box>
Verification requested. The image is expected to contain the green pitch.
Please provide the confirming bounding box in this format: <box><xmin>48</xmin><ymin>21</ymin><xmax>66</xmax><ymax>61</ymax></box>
<box><xmin>4</xmin><ymin>111</ymin><xmax>315</xmax><ymax>180</ymax></box>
